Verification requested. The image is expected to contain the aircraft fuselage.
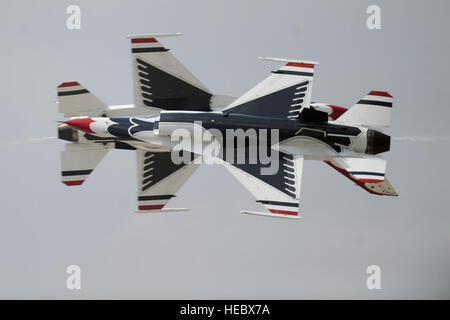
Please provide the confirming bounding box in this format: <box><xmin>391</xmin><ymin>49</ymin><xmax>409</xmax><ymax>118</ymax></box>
<box><xmin>61</xmin><ymin>110</ymin><xmax>390</xmax><ymax>158</ymax></box>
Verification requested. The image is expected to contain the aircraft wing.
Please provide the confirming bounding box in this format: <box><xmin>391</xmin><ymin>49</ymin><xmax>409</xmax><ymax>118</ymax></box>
<box><xmin>128</xmin><ymin>33</ymin><xmax>212</xmax><ymax>113</ymax></box>
<box><xmin>223</xmin><ymin>152</ymin><xmax>304</xmax><ymax>219</ymax></box>
<box><xmin>223</xmin><ymin>57</ymin><xmax>318</xmax><ymax>119</ymax></box>
<box><xmin>325</xmin><ymin>157</ymin><xmax>398</xmax><ymax>196</ymax></box>
<box><xmin>136</xmin><ymin>150</ymin><xmax>200</xmax><ymax>212</ymax></box>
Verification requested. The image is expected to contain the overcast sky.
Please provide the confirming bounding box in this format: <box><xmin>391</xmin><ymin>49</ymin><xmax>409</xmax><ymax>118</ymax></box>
<box><xmin>0</xmin><ymin>0</ymin><xmax>449</xmax><ymax>299</ymax></box>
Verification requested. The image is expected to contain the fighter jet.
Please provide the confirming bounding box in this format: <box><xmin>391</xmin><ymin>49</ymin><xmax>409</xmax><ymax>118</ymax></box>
<box><xmin>57</xmin><ymin>33</ymin><xmax>397</xmax><ymax>219</ymax></box>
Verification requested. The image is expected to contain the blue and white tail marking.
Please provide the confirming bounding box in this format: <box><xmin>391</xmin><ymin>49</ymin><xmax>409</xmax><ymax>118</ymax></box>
<box><xmin>223</xmin><ymin>57</ymin><xmax>318</xmax><ymax>119</ymax></box>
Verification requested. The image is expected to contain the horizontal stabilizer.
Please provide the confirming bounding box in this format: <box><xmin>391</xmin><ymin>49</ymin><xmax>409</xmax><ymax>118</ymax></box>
<box><xmin>336</xmin><ymin>91</ymin><xmax>393</xmax><ymax>128</ymax></box>
<box><xmin>61</xmin><ymin>143</ymin><xmax>112</xmax><ymax>186</ymax></box>
<box><xmin>57</xmin><ymin>82</ymin><xmax>106</xmax><ymax>117</ymax></box>
<box><xmin>325</xmin><ymin>157</ymin><xmax>398</xmax><ymax>196</ymax></box>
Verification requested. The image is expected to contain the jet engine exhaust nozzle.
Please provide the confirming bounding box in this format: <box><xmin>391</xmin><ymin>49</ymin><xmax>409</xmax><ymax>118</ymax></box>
<box><xmin>366</xmin><ymin>129</ymin><xmax>390</xmax><ymax>155</ymax></box>
<box><xmin>58</xmin><ymin>123</ymin><xmax>78</xmax><ymax>142</ymax></box>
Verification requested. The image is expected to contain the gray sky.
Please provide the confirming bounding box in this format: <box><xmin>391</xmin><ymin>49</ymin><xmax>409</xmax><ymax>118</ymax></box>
<box><xmin>1</xmin><ymin>0</ymin><xmax>449</xmax><ymax>299</ymax></box>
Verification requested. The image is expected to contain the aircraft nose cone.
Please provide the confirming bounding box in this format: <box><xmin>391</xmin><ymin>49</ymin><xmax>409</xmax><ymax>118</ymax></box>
<box><xmin>64</xmin><ymin>118</ymin><xmax>95</xmax><ymax>134</ymax></box>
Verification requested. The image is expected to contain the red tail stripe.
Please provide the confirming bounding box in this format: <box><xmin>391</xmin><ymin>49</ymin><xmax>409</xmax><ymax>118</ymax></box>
<box><xmin>285</xmin><ymin>62</ymin><xmax>315</xmax><ymax>69</ymax></box>
<box><xmin>63</xmin><ymin>180</ymin><xmax>84</xmax><ymax>186</ymax></box>
<box><xmin>131</xmin><ymin>38</ymin><xmax>157</xmax><ymax>43</ymax></box>
<box><xmin>269</xmin><ymin>209</ymin><xmax>298</xmax><ymax>216</ymax></box>
<box><xmin>138</xmin><ymin>204</ymin><xmax>165</xmax><ymax>210</ymax></box>
<box><xmin>58</xmin><ymin>82</ymin><xmax>80</xmax><ymax>88</ymax></box>
<box><xmin>368</xmin><ymin>91</ymin><xmax>392</xmax><ymax>98</ymax></box>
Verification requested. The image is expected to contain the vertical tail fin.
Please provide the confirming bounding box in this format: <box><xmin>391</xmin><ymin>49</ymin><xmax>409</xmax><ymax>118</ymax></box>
<box><xmin>336</xmin><ymin>91</ymin><xmax>393</xmax><ymax>128</ymax></box>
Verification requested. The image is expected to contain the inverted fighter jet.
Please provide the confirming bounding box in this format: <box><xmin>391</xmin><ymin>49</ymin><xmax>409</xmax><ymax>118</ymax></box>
<box><xmin>57</xmin><ymin>33</ymin><xmax>397</xmax><ymax>219</ymax></box>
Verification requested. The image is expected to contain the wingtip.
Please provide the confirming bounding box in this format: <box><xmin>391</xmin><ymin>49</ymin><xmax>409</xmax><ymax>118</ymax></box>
<box><xmin>58</xmin><ymin>81</ymin><xmax>80</xmax><ymax>88</ymax></box>
<box><xmin>258</xmin><ymin>56</ymin><xmax>319</xmax><ymax>65</ymax></box>
<box><xmin>240</xmin><ymin>210</ymin><xmax>301</xmax><ymax>219</ymax></box>
<box><xmin>62</xmin><ymin>180</ymin><xmax>85</xmax><ymax>186</ymax></box>
<box><xmin>127</xmin><ymin>33</ymin><xmax>183</xmax><ymax>39</ymax></box>
<box><xmin>136</xmin><ymin>208</ymin><xmax>189</xmax><ymax>213</ymax></box>
<box><xmin>368</xmin><ymin>91</ymin><xmax>393</xmax><ymax>98</ymax></box>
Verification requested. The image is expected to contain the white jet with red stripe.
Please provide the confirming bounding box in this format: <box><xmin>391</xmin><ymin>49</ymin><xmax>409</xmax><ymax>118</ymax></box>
<box><xmin>56</xmin><ymin>33</ymin><xmax>398</xmax><ymax>220</ymax></box>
